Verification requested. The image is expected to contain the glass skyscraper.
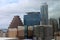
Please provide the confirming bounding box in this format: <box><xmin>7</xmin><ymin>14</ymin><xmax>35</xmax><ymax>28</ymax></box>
<box><xmin>40</xmin><ymin>3</ymin><xmax>48</xmax><ymax>25</ymax></box>
<box><xmin>24</xmin><ymin>12</ymin><xmax>40</xmax><ymax>26</ymax></box>
<box><xmin>24</xmin><ymin>12</ymin><xmax>40</xmax><ymax>39</ymax></box>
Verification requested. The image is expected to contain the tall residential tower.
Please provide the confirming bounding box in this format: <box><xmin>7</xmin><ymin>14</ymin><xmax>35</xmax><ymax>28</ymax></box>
<box><xmin>40</xmin><ymin>3</ymin><xmax>48</xmax><ymax>25</ymax></box>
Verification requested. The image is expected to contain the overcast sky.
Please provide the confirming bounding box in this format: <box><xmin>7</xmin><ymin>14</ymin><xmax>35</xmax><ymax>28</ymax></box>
<box><xmin>0</xmin><ymin>0</ymin><xmax>60</xmax><ymax>29</ymax></box>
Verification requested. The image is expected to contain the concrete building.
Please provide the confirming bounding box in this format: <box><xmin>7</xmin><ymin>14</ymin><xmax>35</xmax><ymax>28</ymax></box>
<box><xmin>33</xmin><ymin>25</ymin><xmax>53</xmax><ymax>40</ymax></box>
<box><xmin>43</xmin><ymin>25</ymin><xmax>53</xmax><ymax>40</ymax></box>
<box><xmin>49</xmin><ymin>18</ymin><xmax>58</xmax><ymax>32</ymax></box>
<box><xmin>48</xmin><ymin>18</ymin><xmax>58</xmax><ymax>38</ymax></box>
<box><xmin>2</xmin><ymin>32</ymin><xmax>7</xmax><ymax>37</ymax></box>
<box><xmin>24</xmin><ymin>12</ymin><xmax>40</xmax><ymax>26</ymax></box>
<box><xmin>28</xmin><ymin>26</ymin><xmax>33</xmax><ymax>39</ymax></box>
<box><xmin>0</xmin><ymin>30</ymin><xmax>3</xmax><ymax>37</ymax></box>
<box><xmin>0</xmin><ymin>29</ymin><xmax>7</xmax><ymax>37</ymax></box>
<box><xmin>7</xmin><ymin>28</ymin><xmax>17</xmax><ymax>38</ymax></box>
<box><xmin>2</xmin><ymin>29</ymin><xmax>8</xmax><ymax>37</ymax></box>
<box><xmin>17</xmin><ymin>26</ymin><xmax>24</xmax><ymax>39</ymax></box>
<box><xmin>40</xmin><ymin>3</ymin><xmax>48</xmax><ymax>25</ymax></box>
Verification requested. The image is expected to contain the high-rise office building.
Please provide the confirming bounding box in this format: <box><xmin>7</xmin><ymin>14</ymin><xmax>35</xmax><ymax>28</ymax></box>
<box><xmin>24</xmin><ymin>12</ymin><xmax>40</xmax><ymax>26</ymax></box>
<box><xmin>9</xmin><ymin>16</ymin><xmax>23</xmax><ymax>28</ymax></box>
<box><xmin>40</xmin><ymin>3</ymin><xmax>48</xmax><ymax>25</ymax></box>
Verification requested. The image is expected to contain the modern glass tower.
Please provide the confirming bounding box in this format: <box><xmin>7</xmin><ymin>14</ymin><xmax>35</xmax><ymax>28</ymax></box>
<box><xmin>24</xmin><ymin>12</ymin><xmax>40</xmax><ymax>39</ymax></box>
<box><xmin>24</xmin><ymin>12</ymin><xmax>40</xmax><ymax>26</ymax></box>
<box><xmin>40</xmin><ymin>3</ymin><xmax>48</xmax><ymax>25</ymax></box>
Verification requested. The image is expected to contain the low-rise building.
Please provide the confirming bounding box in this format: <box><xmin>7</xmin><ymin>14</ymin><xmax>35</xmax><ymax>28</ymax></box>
<box><xmin>17</xmin><ymin>26</ymin><xmax>24</xmax><ymax>39</ymax></box>
<box><xmin>0</xmin><ymin>30</ymin><xmax>3</xmax><ymax>37</ymax></box>
<box><xmin>7</xmin><ymin>28</ymin><xmax>17</xmax><ymax>38</ymax></box>
<box><xmin>28</xmin><ymin>26</ymin><xmax>33</xmax><ymax>39</ymax></box>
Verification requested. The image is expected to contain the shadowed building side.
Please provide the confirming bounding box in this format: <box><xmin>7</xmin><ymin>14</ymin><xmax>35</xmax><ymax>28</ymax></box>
<box><xmin>9</xmin><ymin>16</ymin><xmax>23</xmax><ymax>28</ymax></box>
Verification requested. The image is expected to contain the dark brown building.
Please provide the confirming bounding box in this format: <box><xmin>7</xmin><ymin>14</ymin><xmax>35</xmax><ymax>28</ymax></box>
<box><xmin>9</xmin><ymin>16</ymin><xmax>23</xmax><ymax>28</ymax></box>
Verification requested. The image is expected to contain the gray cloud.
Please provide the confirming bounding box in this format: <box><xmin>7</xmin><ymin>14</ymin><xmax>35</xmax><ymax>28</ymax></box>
<box><xmin>0</xmin><ymin>0</ymin><xmax>60</xmax><ymax>29</ymax></box>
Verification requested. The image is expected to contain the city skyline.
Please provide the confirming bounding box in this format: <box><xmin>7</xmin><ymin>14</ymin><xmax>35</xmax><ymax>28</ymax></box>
<box><xmin>0</xmin><ymin>0</ymin><xmax>60</xmax><ymax>29</ymax></box>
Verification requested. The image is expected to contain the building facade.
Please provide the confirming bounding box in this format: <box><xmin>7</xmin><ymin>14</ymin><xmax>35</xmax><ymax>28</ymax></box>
<box><xmin>0</xmin><ymin>30</ymin><xmax>3</xmax><ymax>37</ymax></box>
<box><xmin>7</xmin><ymin>28</ymin><xmax>17</xmax><ymax>38</ymax></box>
<box><xmin>40</xmin><ymin>3</ymin><xmax>48</xmax><ymax>25</ymax></box>
<box><xmin>8</xmin><ymin>16</ymin><xmax>23</xmax><ymax>39</ymax></box>
<box><xmin>33</xmin><ymin>25</ymin><xmax>53</xmax><ymax>40</ymax></box>
<box><xmin>17</xmin><ymin>26</ymin><xmax>24</xmax><ymax>39</ymax></box>
<box><xmin>24</xmin><ymin>12</ymin><xmax>40</xmax><ymax>26</ymax></box>
<box><xmin>48</xmin><ymin>18</ymin><xmax>58</xmax><ymax>38</ymax></box>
